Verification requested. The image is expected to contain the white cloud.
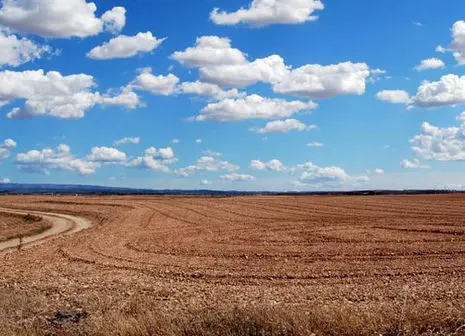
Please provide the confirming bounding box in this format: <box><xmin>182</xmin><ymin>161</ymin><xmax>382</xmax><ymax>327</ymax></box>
<box><xmin>0</xmin><ymin>138</ymin><xmax>16</xmax><ymax>159</ymax></box>
<box><xmin>99</xmin><ymin>86</ymin><xmax>141</xmax><ymax>109</ymax></box>
<box><xmin>2</xmin><ymin>138</ymin><xmax>16</xmax><ymax>148</ymax></box>
<box><xmin>0</xmin><ymin>178</ymin><xmax>10</xmax><ymax>183</ymax></box>
<box><xmin>173</xmin><ymin>36</ymin><xmax>372</xmax><ymax>99</ymax></box>
<box><xmin>297</xmin><ymin>162</ymin><xmax>369</xmax><ymax>188</ymax></box>
<box><xmin>377</xmin><ymin>75</ymin><xmax>465</xmax><ymax>108</ymax></box>
<box><xmin>201</xmin><ymin>179</ymin><xmax>212</xmax><ymax>186</ymax></box>
<box><xmin>203</xmin><ymin>150</ymin><xmax>221</xmax><ymax>157</ymax></box>
<box><xmin>0</xmin><ymin>0</ymin><xmax>124</xmax><ymax>38</ymax></box>
<box><xmin>199</xmin><ymin>54</ymin><xmax>289</xmax><ymax>88</ymax></box>
<box><xmin>0</xmin><ymin>30</ymin><xmax>53</xmax><ymax>67</ymax></box>
<box><xmin>86</xmin><ymin>146</ymin><xmax>127</xmax><ymax>163</ymax></box>
<box><xmin>414</xmin><ymin>58</ymin><xmax>445</xmax><ymax>71</ymax></box>
<box><xmin>101</xmin><ymin>6</ymin><xmax>126</xmax><ymax>34</ymax></box>
<box><xmin>171</xmin><ymin>36</ymin><xmax>247</xmax><ymax>68</ymax></box>
<box><xmin>175</xmin><ymin>156</ymin><xmax>239</xmax><ymax>177</ymax></box>
<box><xmin>220</xmin><ymin>173</ymin><xmax>255</xmax><ymax>182</ymax></box>
<box><xmin>449</xmin><ymin>21</ymin><xmax>465</xmax><ymax>65</ymax></box>
<box><xmin>400</xmin><ymin>159</ymin><xmax>430</xmax><ymax>169</ymax></box>
<box><xmin>179</xmin><ymin>81</ymin><xmax>244</xmax><ymax>100</ymax></box>
<box><xmin>409</xmin><ymin>118</ymin><xmax>465</xmax><ymax>161</ymax></box>
<box><xmin>307</xmin><ymin>141</ymin><xmax>323</xmax><ymax>147</ymax></box>
<box><xmin>411</xmin><ymin>74</ymin><xmax>465</xmax><ymax>108</ymax></box>
<box><xmin>250</xmin><ymin>158</ymin><xmax>368</xmax><ymax>188</ymax></box>
<box><xmin>196</xmin><ymin>94</ymin><xmax>317</xmax><ymax>122</ymax></box>
<box><xmin>273</xmin><ymin>62</ymin><xmax>371</xmax><ymax>99</ymax></box>
<box><xmin>251</xmin><ymin>118</ymin><xmax>316</xmax><ymax>133</ymax></box>
<box><xmin>128</xmin><ymin>147</ymin><xmax>177</xmax><ymax>173</ymax></box>
<box><xmin>130</xmin><ymin>68</ymin><xmax>179</xmax><ymax>96</ymax></box>
<box><xmin>250</xmin><ymin>159</ymin><xmax>288</xmax><ymax>172</ymax></box>
<box><xmin>87</xmin><ymin>32</ymin><xmax>165</xmax><ymax>60</ymax></box>
<box><xmin>210</xmin><ymin>0</ymin><xmax>324</xmax><ymax>26</ymax></box>
<box><xmin>0</xmin><ymin>69</ymin><xmax>139</xmax><ymax>119</ymax></box>
<box><xmin>15</xmin><ymin>144</ymin><xmax>99</xmax><ymax>175</ymax></box>
<box><xmin>374</xmin><ymin>168</ymin><xmax>384</xmax><ymax>175</ymax></box>
<box><xmin>436</xmin><ymin>45</ymin><xmax>447</xmax><ymax>53</ymax></box>
<box><xmin>114</xmin><ymin>137</ymin><xmax>140</xmax><ymax>146</ymax></box>
<box><xmin>195</xmin><ymin>139</ymin><xmax>203</xmax><ymax>144</ymax></box>
<box><xmin>376</xmin><ymin>90</ymin><xmax>411</xmax><ymax>104</ymax></box>
<box><xmin>172</xmin><ymin>139</ymin><xmax>180</xmax><ymax>144</ymax></box>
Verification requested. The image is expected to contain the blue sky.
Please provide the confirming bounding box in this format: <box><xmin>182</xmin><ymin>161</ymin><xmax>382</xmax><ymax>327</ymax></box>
<box><xmin>1</xmin><ymin>0</ymin><xmax>465</xmax><ymax>191</ymax></box>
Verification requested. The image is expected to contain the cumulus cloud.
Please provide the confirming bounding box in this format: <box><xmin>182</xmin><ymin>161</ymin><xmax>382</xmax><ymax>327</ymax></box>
<box><xmin>179</xmin><ymin>81</ymin><xmax>244</xmax><ymax>100</ymax></box>
<box><xmin>220</xmin><ymin>173</ymin><xmax>255</xmax><ymax>182</ymax></box>
<box><xmin>411</xmin><ymin>74</ymin><xmax>465</xmax><ymax>108</ymax></box>
<box><xmin>199</xmin><ymin>54</ymin><xmax>289</xmax><ymax>88</ymax></box>
<box><xmin>251</xmin><ymin>158</ymin><xmax>368</xmax><ymax>188</ymax></box>
<box><xmin>128</xmin><ymin>147</ymin><xmax>177</xmax><ymax>173</ymax></box>
<box><xmin>210</xmin><ymin>0</ymin><xmax>324</xmax><ymax>27</ymax></box>
<box><xmin>273</xmin><ymin>62</ymin><xmax>371</xmax><ymax>99</ymax></box>
<box><xmin>400</xmin><ymin>159</ymin><xmax>430</xmax><ymax>169</ymax></box>
<box><xmin>101</xmin><ymin>6</ymin><xmax>126</xmax><ymax>34</ymax></box>
<box><xmin>0</xmin><ymin>0</ymin><xmax>125</xmax><ymax>38</ymax></box>
<box><xmin>86</xmin><ymin>146</ymin><xmax>127</xmax><ymax>163</ymax></box>
<box><xmin>15</xmin><ymin>144</ymin><xmax>99</xmax><ymax>175</ymax></box>
<box><xmin>0</xmin><ymin>178</ymin><xmax>10</xmax><ymax>183</ymax></box>
<box><xmin>114</xmin><ymin>137</ymin><xmax>140</xmax><ymax>146</ymax></box>
<box><xmin>87</xmin><ymin>32</ymin><xmax>165</xmax><ymax>60</ymax></box>
<box><xmin>251</xmin><ymin>118</ymin><xmax>316</xmax><ymax>133</ymax></box>
<box><xmin>175</xmin><ymin>156</ymin><xmax>239</xmax><ymax>177</ymax></box>
<box><xmin>446</xmin><ymin>20</ymin><xmax>465</xmax><ymax>65</ymax></box>
<box><xmin>374</xmin><ymin>168</ymin><xmax>384</xmax><ymax>174</ymax></box>
<box><xmin>0</xmin><ymin>30</ymin><xmax>53</xmax><ymax>67</ymax></box>
<box><xmin>196</xmin><ymin>94</ymin><xmax>317</xmax><ymax>122</ymax></box>
<box><xmin>172</xmin><ymin>139</ymin><xmax>180</xmax><ymax>144</ymax></box>
<box><xmin>376</xmin><ymin>90</ymin><xmax>411</xmax><ymax>104</ymax></box>
<box><xmin>173</xmin><ymin>36</ymin><xmax>372</xmax><ymax>99</ymax></box>
<box><xmin>378</xmin><ymin>75</ymin><xmax>465</xmax><ymax>108</ymax></box>
<box><xmin>250</xmin><ymin>159</ymin><xmax>288</xmax><ymax>172</ymax></box>
<box><xmin>307</xmin><ymin>141</ymin><xmax>323</xmax><ymax>147</ymax></box>
<box><xmin>0</xmin><ymin>138</ymin><xmax>16</xmax><ymax>158</ymax></box>
<box><xmin>414</xmin><ymin>58</ymin><xmax>445</xmax><ymax>71</ymax></box>
<box><xmin>129</xmin><ymin>68</ymin><xmax>179</xmax><ymax>96</ymax></box>
<box><xmin>409</xmin><ymin>117</ymin><xmax>465</xmax><ymax>161</ymax></box>
<box><xmin>0</xmin><ymin>69</ymin><xmax>139</xmax><ymax>119</ymax></box>
<box><xmin>296</xmin><ymin>162</ymin><xmax>369</xmax><ymax>188</ymax></box>
<box><xmin>171</xmin><ymin>36</ymin><xmax>247</xmax><ymax>68</ymax></box>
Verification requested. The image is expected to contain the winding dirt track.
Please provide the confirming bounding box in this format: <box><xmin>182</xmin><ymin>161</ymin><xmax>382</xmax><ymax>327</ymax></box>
<box><xmin>0</xmin><ymin>207</ymin><xmax>91</xmax><ymax>254</ymax></box>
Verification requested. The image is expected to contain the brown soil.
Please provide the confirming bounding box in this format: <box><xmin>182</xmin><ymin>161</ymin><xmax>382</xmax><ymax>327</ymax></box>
<box><xmin>0</xmin><ymin>211</ymin><xmax>51</xmax><ymax>242</ymax></box>
<box><xmin>1</xmin><ymin>194</ymin><xmax>465</xmax><ymax>335</ymax></box>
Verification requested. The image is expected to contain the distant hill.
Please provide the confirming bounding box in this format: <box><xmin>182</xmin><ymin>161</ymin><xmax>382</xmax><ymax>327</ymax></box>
<box><xmin>0</xmin><ymin>183</ymin><xmax>248</xmax><ymax>196</ymax></box>
<box><xmin>0</xmin><ymin>183</ymin><xmax>463</xmax><ymax>196</ymax></box>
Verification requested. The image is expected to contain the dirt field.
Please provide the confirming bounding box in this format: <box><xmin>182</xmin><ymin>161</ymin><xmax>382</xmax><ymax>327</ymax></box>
<box><xmin>1</xmin><ymin>195</ymin><xmax>465</xmax><ymax>335</ymax></box>
<box><xmin>0</xmin><ymin>211</ymin><xmax>51</xmax><ymax>242</ymax></box>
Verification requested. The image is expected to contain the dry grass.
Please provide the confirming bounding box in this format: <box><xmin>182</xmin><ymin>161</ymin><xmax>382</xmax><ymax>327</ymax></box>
<box><xmin>0</xmin><ymin>212</ymin><xmax>51</xmax><ymax>242</ymax></box>
<box><xmin>3</xmin><ymin>297</ymin><xmax>465</xmax><ymax>336</ymax></box>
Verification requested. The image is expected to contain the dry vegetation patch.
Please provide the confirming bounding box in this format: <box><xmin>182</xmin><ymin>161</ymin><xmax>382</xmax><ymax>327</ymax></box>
<box><xmin>0</xmin><ymin>211</ymin><xmax>51</xmax><ymax>242</ymax></box>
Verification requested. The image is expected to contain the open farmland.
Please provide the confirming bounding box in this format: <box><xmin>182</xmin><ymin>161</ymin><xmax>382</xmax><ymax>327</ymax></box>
<box><xmin>2</xmin><ymin>194</ymin><xmax>465</xmax><ymax>335</ymax></box>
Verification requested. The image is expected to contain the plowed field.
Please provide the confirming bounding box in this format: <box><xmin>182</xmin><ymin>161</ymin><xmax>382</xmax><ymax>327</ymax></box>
<box><xmin>2</xmin><ymin>195</ymin><xmax>465</xmax><ymax>335</ymax></box>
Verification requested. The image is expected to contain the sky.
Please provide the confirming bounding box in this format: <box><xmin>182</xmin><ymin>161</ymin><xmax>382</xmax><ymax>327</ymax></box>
<box><xmin>1</xmin><ymin>0</ymin><xmax>465</xmax><ymax>191</ymax></box>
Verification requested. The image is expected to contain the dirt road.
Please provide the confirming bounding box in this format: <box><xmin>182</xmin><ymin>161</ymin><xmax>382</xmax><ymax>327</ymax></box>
<box><xmin>0</xmin><ymin>207</ymin><xmax>91</xmax><ymax>254</ymax></box>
